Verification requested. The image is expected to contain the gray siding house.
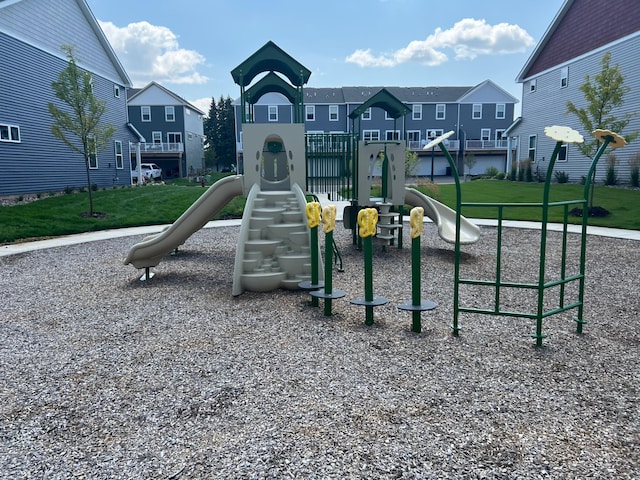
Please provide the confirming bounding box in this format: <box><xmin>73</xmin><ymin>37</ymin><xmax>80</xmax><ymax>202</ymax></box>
<box><xmin>508</xmin><ymin>0</ymin><xmax>640</xmax><ymax>182</ymax></box>
<box><xmin>0</xmin><ymin>0</ymin><xmax>136</xmax><ymax>195</ymax></box>
<box><xmin>127</xmin><ymin>82</ymin><xmax>206</xmax><ymax>178</ymax></box>
<box><xmin>234</xmin><ymin>80</ymin><xmax>518</xmax><ymax>177</ymax></box>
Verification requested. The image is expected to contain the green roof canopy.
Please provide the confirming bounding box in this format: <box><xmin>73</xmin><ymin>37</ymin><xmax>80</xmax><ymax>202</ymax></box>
<box><xmin>348</xmin><ymin>88</ymin><xmax>411</xmax><ymax>120</ymax></box>
<box><xmin>244</xmin><ymin>72</ymin><xmax>298</xmax><ymax>105</ymax></box>
<box><xmin>231</xmin><ymin>40</ymin><xmax>311</xmax><ymax>87</ymax></box>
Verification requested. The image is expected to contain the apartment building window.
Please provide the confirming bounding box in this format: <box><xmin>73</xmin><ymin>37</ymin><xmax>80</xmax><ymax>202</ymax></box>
<box><xmin>481</xmin><ymin>129</ymin><xmax>491</xmax><ymax>142</ymax></box>
<box><xmin>435</xmin><ymin>104</ymin><xmax>445</xmax><ymax>120</ymax></box>
<box><xmin>496</xmin><ymin>103</ymin><xmax>505</xmax><ymax>119</ymax></box>
<box><xmin>412</xmin><ymin>104</ymin><xmax>422</xmax><ymax>120</ymax></box>
<box><xmin>114</xmin><ymin>85</ymin><xmax>120</xmax><ymax>98</ymax></box>
<box><xmin>362</xmin><ymin>108</ymin><xmax>371</xmax><ymax>120</ymax></box>
<box><xmin>141</xmin><ymin>106</ymin><xmax>151</xmax><ymax>122</ymax></box>
<box><xmin>528</xmin><ymin>135</ymin><xmax>537</xmax><ymax>161</ymax></box>
<box><xmin>88</xmin><ymin>137</ymin><xmax>98</xmax><ymax>169</ymax></box>
<box><xmin>329</xmin><ymin>105</ymin><xmax>339</xmax><ymax>121</ymax></box>
<box><xmin>0</xmin><ymin>123</ymin><xmax>21</xmax><ymax>143</ymax></box>
<box><xmin>385</xmin><ymin>130</ymin><xmax>400</xmax><ymax>141</ymax></box>
<box><xmin>407</xmin><ymin>130</ymin><xmax>421</xmax><ymax>149</ymax></box>
<box><xmin>167</xmin><ymin>132</ymin><xmax>182</xmax><ymax>147</ymax></box>
<box><xmin>529</xmin><ymin>79</ymin><xmax>537</xmax><ymax>93</ymax></box>
<box><xmin>268</xmin><ymin>106</ymin><xmax>278</xmax><ymax>122</ymax></box>
<box><xmin>560</xmin><ymin>66</ymin><xmax>569</xmax><ymax>88</ymax></box>
<box><xmin>114</xmin><ymin>140</ymin><xmax>123</xmax><ymax>169</ymax></box>
<box><xmin>426</xmin><ymin>129</ymin><xmax>443</xmax><ymax>140</ymax></box>
<box><xmin>306</xmin><ymin>105</ymin><xmax>315</xmax><ymax>121</ymax></box>
<box><xmin>165</xmin><ymin>106</ymin><xmax>175</xmax><ymax>122</ymax></box>
<box><xmin>152</xmin><ymin>131</ymin><xmax>162</xmax><ymax>144</ymax></box>
<box><xmin>495</xmin><ymin>129</ymin><xmax>505</xmax><ymax>147</ymax></box>
<box><xmin>559</xmin><ymin>144</ymin><xmax>568</xmax><ymax>161</ymax></box>
<box><xmin>385</xmin><ymin>111</ymin><xmax>393</xmax><ymax>120</ymax></box>
<box><xmin>244</xmin><ymin>103</ymin><xmax>252</xmax><ymax>122</ymax></box>
<box><xmin>363</xmin><ymin>130</ymin><xmax>380</xmax><ymax>142</ymax></box>
<box><xmin>472</xmin><ymin>104</ymin><xmax>482</xmax><ymax>119</ymax></box>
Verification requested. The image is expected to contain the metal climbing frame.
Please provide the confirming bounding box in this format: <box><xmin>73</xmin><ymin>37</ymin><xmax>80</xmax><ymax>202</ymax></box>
<box><xmin>438</xmin><ymin>133</ymin><xmax>617</xmax><ymax>346</ymax></box>
<box><xmin>305</xmin><ymin>133</ymin><xmax>356</xmax><ymax>202</ymax></box>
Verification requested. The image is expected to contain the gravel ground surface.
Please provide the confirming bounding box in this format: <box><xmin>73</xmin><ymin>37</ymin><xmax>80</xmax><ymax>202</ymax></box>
<box><xmin>1</xmin><ymin>223</ymin><xmax>638</xmax><ymax>479</ymax></box>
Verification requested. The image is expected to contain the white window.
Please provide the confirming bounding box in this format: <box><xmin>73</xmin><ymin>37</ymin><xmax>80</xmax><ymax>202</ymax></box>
<box><xmin>481</xmin><ymin>129</ymin><xmax>491</xmax><ymax>142</ymax></box>
<box><xmin>167</xmin><ymin>132</ymin><xmax>182</xmax><ymax>148</ymax></box>
<box><xmin>88</xmin><ymin>137</ymin><xmax>98</xmax><ymax>169</ymax></box>
<box><xmin>385</xmin><ymin>111</ymin><xmax>393</xmax><ymax>121</ymax></box>
<box><xmin>385</xmin><ymin>130</ymin><xmax>400</xmax><ymax>141</ymax></box>
<box><xmin>0</xmin><ymin>123</ymin><xmax>21</xmax><ymax>143</ymax></box>
<box><xmin>362</xmin><ymin>108</ymin><xmax>372</xmax><ymax>120</ymax></box>
<box><xmin>561</xmin><ymin>66</ymin><xmax>569</xmax><ymax>88</ymax></box>
<box><xmin>363</xmin><ymin>130</ymin><xmax>380</xmax><ymax>142</ymax></box>
<box><xmin>496</xmin><ymin>103</ymin><xmax>505</xmax><ymax>119</ymax></box>
<box><xmin>306</xmin><ymin>105</ymin><xmax>315</xmax><ymax>121</ymax></box>
<box><xmin>165</xmin><ymin>106</ymin><xmax>175</xmax><ymax>122</ymax></box>
<box><xmin>559</xmin><ymin>144</ymin><xmax>568</xmax><ymax>162</ymax></box>
<box><xmin>141</xmin><ymin>106</ymin><xmax>151</xmax><ymax>122</ymax></box>
<box><xmin>412</xmin><ymin>104</ymin><xmax>422</xmax><ymax>120</ymax></box>
<box><xmin>435</xmin><ymin>104</ymin><xmax>445</xmax><ymax>120</ymax></box>
<box><xmin>114</xmin><ymin>140</ymin><xmax>123</xmax><ymax>169</ymax></box>
<box><xmin>529</xmin><ymin>79</ymin><xmax>537</xmax><ymax>93</ymax></box>
<box><xmin>268</xmin><ymin>105</ymin><xmax>278</xmax><ymax>122</ymax></box>
<box><xmin>472</xmin><ymin>104</ymin><xmax>482</xmax><ymax>119</ymax></box>
<box><xmin>407</xmin><ymin>130</ymin><xmax>421</xmax><ymax>149</ymax></box>
<box><xmin>329</xmin><ymin>105</ymin><xmax>339</xmax><ymax>121</ymax></box>
<box><xmin>114</xmin><ymin>85</ymin><xmax>120</xmax><ymax>98</ymax></box>
<box><xmin>244</xmin><ymin>103</ymin><xmax>252</xmax><ymax>122</ymax></box>
<box><xmin>152</xmin><ymin>131</ymin><xmax>162</xmax><ymax>144</ymax></box>
<box><xmin>528</xmin><ymin>135</ymin><xmax>537</xmax><ymax>161</ymax></box>
<box><xmin>495</xmin><ymin>129</ymin><xmax>505</xmax><ymax>146</ymax></box>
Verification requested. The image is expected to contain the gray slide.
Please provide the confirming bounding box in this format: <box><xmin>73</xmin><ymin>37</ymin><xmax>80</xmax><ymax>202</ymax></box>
<box><xmin>405</xmin><ymin>187</ymin><xmax>481</xmax><ymax>244</ymax></box>
<box><xmin>124</xmin><ymin>175</ymin><xmax>244</xmax><ymax>269</ymax></box>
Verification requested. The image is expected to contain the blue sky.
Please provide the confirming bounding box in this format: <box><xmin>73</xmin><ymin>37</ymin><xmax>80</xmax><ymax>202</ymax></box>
<box><xmin>86</xmin><ymin>0</ymin><xmax>566</xmax><ymax>115</ymax></box>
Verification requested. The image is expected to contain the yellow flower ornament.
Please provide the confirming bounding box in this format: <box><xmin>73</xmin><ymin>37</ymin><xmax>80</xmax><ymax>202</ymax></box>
<box><xmin>305</xmin><ymin>202</ymin><xmax>321</xmax><ymax>229</ymax></box>
<box><xmin>592</xmin><ymin>129</ymin><xmax>627</xmax><ymax>149</ymax></box>
<box><xmin>410</xmin><ymin>207</ymin><xmax>424</xmax><ymax>239</ymax></box>
<box><xmin>544</xmin><ymin>125</ymin><xmax>584</xmax><ymax>144</ymax></box>
<box><xmin>357</xmin><ymin>208</ymin><xmax>378</xmax><ymax>238</ymax></box>
<box><xmin>322</xmin><ymin>205</ymin><xmax>337</xmax><ymax>234</ymax></box>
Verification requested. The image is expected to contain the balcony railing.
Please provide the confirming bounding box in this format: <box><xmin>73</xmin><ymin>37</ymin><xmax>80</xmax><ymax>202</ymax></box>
<box><xmin>408</xmin><ymin>138</ymin><xmax>517</xmax><ymax>151</ymax></box>
<box><xmin>131</xmin><ymin>142</ymin><xmax>184</xmax><ymax>153</ymax></box>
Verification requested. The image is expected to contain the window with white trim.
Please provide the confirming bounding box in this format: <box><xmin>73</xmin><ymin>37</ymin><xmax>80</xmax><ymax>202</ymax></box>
<box><xmin>165</xmin><ymin>106</ymin><xmax>175</xmax><ymax>122</ymax></box>
<box><xmin>167</xmin><ymin>132</ymin><xmax>182</xmax><ymax>148</ymax></box>
<box><xmin>114</xmin><ymin>140</ymin><xmax>123</xmax><ymax>169</ymax></box>
<box><xmin>435</xmin><ymin>104</ymin><xmax>445</xmax><ymax>120</ymax></box>
<box><xmin>412</xmin><ymin>104</ymin><xmax>422</xmax><ymax>120</ymax></box>
<box><xmin>481</xmin><ymin>129</ymin><xmax>491</xmax><ymax>142</ymax></box>
<box><xmin>306</xmin><ymin>105</ymin><xmax>315</xmax><ymax>121</ymax></box>
<box><xmin>152</xmin><ymin>131</ymin><xmax>162</xmax><ymax>144</ymax></box>
<box><xmin>88</xmin><ymin>137</ymin><xmax>98</xmax><ymax>169</ymax></box>
<box><xmin>329</xmin><ymin>105</ymin><xmax>339</xmax><ymax>121</ymax></box>
<box><xmin>385</xmin><ymin>130</ymin><xmax>400</xmax><ymax>141</ymax></box>
<box><xmin>268</xmin><ymin>105</ymin><xmax>278</xmax><ymax>122</ymax></box>
<box><xmin>529</xmin><ymin>79</ymin><xmax>537</xmax><ymax>93</ymax></box>
<box><xmin>472</xmin><ymin>104</ymin><xmax>482</xmax><ymax>119</ymax></box>
<box><xmin>362</xmin><ymin>108</ymin><xmax>371</xmax><ymax>120</ymax></box>
<box><xmin>114</xmin><ymin>85</ymin><xmax>120</xmax><ymax>98</ymax></box>
<box><xmin>363</xmin><ymin>130</ymin><xmax>380</xmax><ymax>142</ymax></box>
<box><xmin>528</xmin><ymin>135</ymin><xmax>537</xmax><ymax>161</ymax></box>
<box><xmin>141</xmin><ymin>106</ymin><xmax>151</xmax><ymax>122</ymax></box>
<box><xmin>426</xmin><ymin>129</ymin><xmax>443</xmax><ymax>140</ymax></box>
<box><xmin>560</xmin><ymin>66</ymin><xmax>569</xmax><ymax>88</ymax></box>
<box><xmin>407</xmin><ymin>130</ymin><xmax>421</xmax><ymax>148</ymax></box>
<box><xmin>558</xmin><ymin>144</ymin><xmax>568</xmax><ymax>161</ymax></box>
<box><xmin>0</xmin><ymin>123</ymin><xmax>21</xmax><ymax>143</ymax></box>
<box><xmin>496</xmin><ymin>103</ymin><xmax>505</xmax><ymax>119</ymax></box>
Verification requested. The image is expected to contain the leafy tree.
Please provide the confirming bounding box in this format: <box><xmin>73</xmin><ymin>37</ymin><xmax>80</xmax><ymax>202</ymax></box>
<box><xmin>404</xmin><ymin>149</ymin><xmax>419</xmax><ymax>178</ymax></box>
<box><xmin>463</xmin><ymin>152</ymin><xmax>477</xmax><ymax>181</ymax></box>
<box><xmin>203</xmin><ymin>95</ymin><xmax>236</xmax><ymax>172</ymax></box>
<box><xmin>48</xmin><ymin>45</ymin><xmax>115</xmax><ymax>216</ymax></box>
<box><xmin>566</xmin><ymin>52</ymin><xmax>637</xmax><ymax>207</ymax></box>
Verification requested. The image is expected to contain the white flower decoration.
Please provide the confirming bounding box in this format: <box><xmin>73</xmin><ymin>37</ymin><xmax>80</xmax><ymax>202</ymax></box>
<box><xmin>544</xmin><ymin>125</ymin><xmax>584</xmax><ymax>144</ymax></box>
<box><xmin>592</xmin><ymin>129</ymin><xmax>627</xmax><ymax>149</ymax></box>
<box><xmin>423</xmin><ymin>130</ymin><xmax>455</xmax><ymax>150</ymax></box>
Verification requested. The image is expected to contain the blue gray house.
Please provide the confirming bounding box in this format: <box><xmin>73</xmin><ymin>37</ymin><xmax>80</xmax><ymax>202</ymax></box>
<box><xmin>234</xmin><ymin>80</ymin><xmax>518</xmax><ymax>177</ymax></box>
<box><xmin>507</xmin><ymin>0</ymin><xmax>640</xmax><ymax>182</ymax></box>
<box><xmin>0</xmin><ymin>0</ymin><xmax>136</xmax><ymax>196</ymax></box>
<box><xmin>127</xmin><ymin>82</ymin><xmax>206</xmax><ymax>178</ymax></box>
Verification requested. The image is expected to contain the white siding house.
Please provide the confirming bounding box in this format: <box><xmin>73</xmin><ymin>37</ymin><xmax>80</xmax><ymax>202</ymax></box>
<box><xmin>508</xmin><ymin>0</ymin><xmax>640</xmax><ymax>183</ymax></box>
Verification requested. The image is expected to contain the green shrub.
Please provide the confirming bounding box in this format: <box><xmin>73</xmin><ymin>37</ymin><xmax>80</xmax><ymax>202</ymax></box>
<box><xmin>604</xmin><ymin>153</ymin><xmax>618</xmax><ymax>186</ymax></box>
<box><xmin>628</xmin><ymin>153</ymin><xmax>640</xmax><ymax>187</ymax></box>
<box><xmin>510</xmin><ymin>161</ymin><xmax>518</xmax><ymax>180</ymax></box>
<box><xmin>495</xmin><ymin>172</ymin><xmax>506</xmax><ymax>180</ymax></box>
<box><xmin>92</xmin><ymin>183</ymin><xmax>98</xmax><ymax>191</ymax></box>
<box><xmin>525</xmin><ymin>162</ymin><xmax>533</xmax><ymax>182</ymax></box>
<box><xmin>16</xmin><ymin>195</ymin><xmax>24</xmax><ymax>202</ymax></box>
<box><xmin>36</xmin><ymin>192</ymin><xmax>42</xmax><ymax>199</ymax></box>
<box><xmin>484</xmin><ymin>166</ymin><xmax>500</xmax><ymax>178</ymax></box>
<box><xmin>554</xmin><ymin>170</ymin><xmax>569</xmax><ymax>183</ymax></box>
<box><xmin>64</xmin><ymin>186</ymin><xmax>74</xmax><ymax>194</ymax></box>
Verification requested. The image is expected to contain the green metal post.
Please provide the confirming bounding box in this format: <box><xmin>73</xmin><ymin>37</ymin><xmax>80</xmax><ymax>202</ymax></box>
<box><xmin>411</xmin><ymin>235</ymin><xmax>421</xmax><ymax>332</ymax></box>
<box><xmin>364</xmin><ymin>235</ymin><xmax>374</xmax><ymax>325</ymax></box>
<box><xmin>324</xmin><ymin>230</ymin><xmax>334</xmax><ymax>316</ymax></box>
<box><xmin>310</xmin><ymin>226</ymin><xmax>320</xmax><ymax>308</ymax></box>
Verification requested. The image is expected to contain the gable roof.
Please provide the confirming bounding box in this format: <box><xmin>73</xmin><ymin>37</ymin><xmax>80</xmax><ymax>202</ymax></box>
<box><xmin>517</xmin><ymin>0</ymin><xmax>640</xmax><ymax>81</ymax></box>
<box><xmin>0</xmin><ymin>0</ymin><xmax>131</xmax><ymax>86</ymax></box>
<box><xmin>127</xmin><ymin>81</ymin><xmax>205</xmax><ymax>115</ymax></box>
<box><xmin>457</xmin><ymin>80</ymin><xmax>519</xmax><ymax>104</ymax></box>
<box><xmin>348</xmin><ymin>88</ymin><xmax>411</xmax><ymax>120</ymax></box>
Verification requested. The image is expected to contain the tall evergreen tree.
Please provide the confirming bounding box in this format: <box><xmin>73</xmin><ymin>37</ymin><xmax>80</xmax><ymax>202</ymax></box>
<box><xmin>203</xmin><ymin>96</ymin><xmax>236</xmax><ymax>171</ymax></box>
<box><xmin>203</xmin><ymin>97</ymin><xmax>218</xmax><ymax>170</ymax></box>
<box><xmin>48</xmin><ymin>45</ymin><xmax>115</xmax><ymax>216</ymax></box>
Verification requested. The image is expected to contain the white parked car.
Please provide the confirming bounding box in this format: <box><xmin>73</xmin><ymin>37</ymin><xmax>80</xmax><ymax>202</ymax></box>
<box><xmin>131</xmin><ymin>163</ymin><xmax>163</xmax><ymax>182</ymax></box>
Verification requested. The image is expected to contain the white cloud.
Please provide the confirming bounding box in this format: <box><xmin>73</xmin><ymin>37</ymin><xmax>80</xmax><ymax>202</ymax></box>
<box><xmin>191</xmin><ymin>97</ymin><xmax>213</xmax><ymax>115</ymax></box>
<box><xmin>345</xmin><ymin>18</ymin><xmax>534</xmax><ymax>67</ymax></box>
<box><xmin>99</xmin><ymin>20</ymin><xmax>208</xmax><ymax>86</ymax></box>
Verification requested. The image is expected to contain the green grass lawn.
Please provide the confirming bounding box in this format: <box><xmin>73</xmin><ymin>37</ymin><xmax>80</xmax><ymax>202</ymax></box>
<box><xmin>1</xmin><ymin>178</ymin><xmax>639</xmax><ymax>244</ymax></box>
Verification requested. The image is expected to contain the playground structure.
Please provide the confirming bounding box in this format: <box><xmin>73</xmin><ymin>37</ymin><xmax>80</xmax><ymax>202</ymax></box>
<box><xmin>123</xmin><ymin>41</ymin><xmax>625</xmax><ymax>345</ymax></box>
